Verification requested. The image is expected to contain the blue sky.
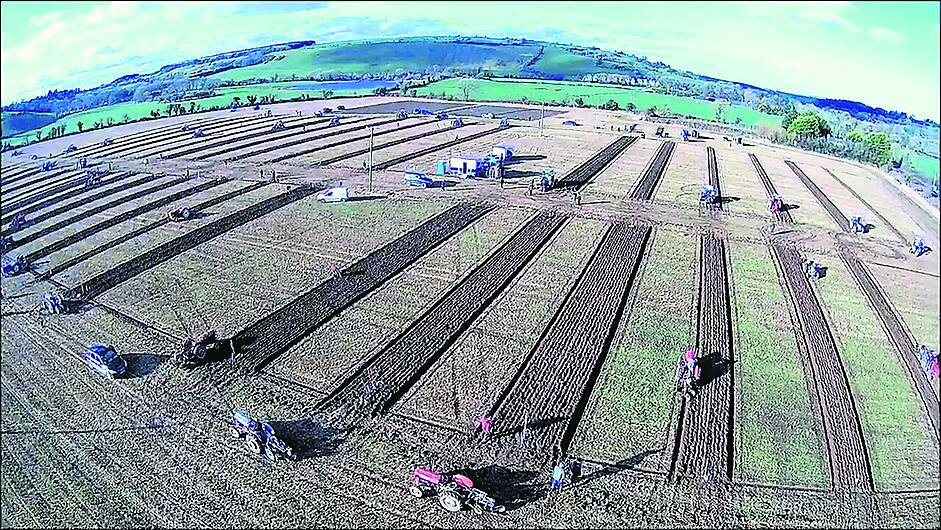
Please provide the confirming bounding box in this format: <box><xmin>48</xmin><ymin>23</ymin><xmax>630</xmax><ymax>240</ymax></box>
<box><xmin>1</xmin><ymin>1</ymin><xmax>939</xmax><ymax>120</ymax></box>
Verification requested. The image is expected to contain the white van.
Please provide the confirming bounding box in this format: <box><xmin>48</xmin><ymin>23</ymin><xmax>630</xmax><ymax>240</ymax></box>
<box><xmin>316</xmin><ymin>186</ymin><xmax>352</xmax><ymax>203</ymax></box>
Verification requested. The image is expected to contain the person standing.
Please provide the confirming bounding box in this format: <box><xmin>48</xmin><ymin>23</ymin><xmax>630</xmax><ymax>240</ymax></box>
<box><xmin>551</xmin><ymin>464</ymin><xmax>565</xmax><ymax>491</ymax></box>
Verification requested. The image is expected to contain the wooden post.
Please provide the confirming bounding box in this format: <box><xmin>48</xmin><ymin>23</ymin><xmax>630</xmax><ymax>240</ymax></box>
<box><xmin>368</xmin><ymin>127</ymin><xmax>374</xmax><ymax>193</ymax></box>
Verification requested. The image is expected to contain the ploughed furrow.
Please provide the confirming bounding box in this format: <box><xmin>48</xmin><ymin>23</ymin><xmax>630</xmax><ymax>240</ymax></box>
<box><xmin>119</xmin><ymin>114</ymin><xmax>281</xmax><ymax>159</ymax></box>
<box><xmin>86</xmin><ymin>114</ymin><xmax>267</xmax><ymax>159</ymax></box>
<box><xmin>630</xmin><ymin>141</ymin><xmax>675</xmax><ymax>201</ymax></box>
<box><xmin>707</xmin><ymin>146</ymin><xmax>722</xmax><ymax>211</ymax></box>
<box><xmin>317</xmin><ymin>122</ymin><xmax>463</xmax><ymax>166</ymax></box>
<box><xmin>785</xmin><ymin>160</ymin><xmax>850</xmax><ymax>231</ymax></box>
<box><xmin>558</xmin><ymin>135</ymin><xmax>637</xmax><ymax>188</ymax></box>
<box><xmin>68</xmin><ymin>115</ymin><xmax>230</xmax><ymax>157</ymax></box>
<box><xmin>749</xmin><ymin>153</ymin><xmax>792</xmax><ymax>223</ymax></box>
<box><xmin>671</xmin><ymin>234</ymin><xmax>735</xmax><ymax>482</ymax></box>
<box><xmin>840</xmin><ymin>255</ymin><xmax>939</xmax><ymax>436</ymax></box>
<box><xmin>202</xmin><ymin>116</ymin><xmax>376</xmax><ymax>161</ymax></box>
<box><xmin>3</xmin><ymin>164</ymin><xmax>90</xmax><ymax>199</ymax></box>
<box><xmin>491</xmin><ymin>224</ymin><xmax>652</xmax><ymax>457</ymax></box>
<box><xmin>41</xmin><ymin>181</ymin><xmax>269</xmax><ymax>279</ymax></box>
<box><xmin>1</xmin><ymin>166</ymin><xmax>43</xmax><ymax>187</ymax></box>
<box><xmin>0</xmin><ymin>174</ymin><xmax>154</xmax><ymax>237</ymax></box>
<box><xmin>771</xmin><ymin>243</ymin><xmax>873</xmax><ymax>492</ymax></box>
<box><xmin>234</xmin><ymin>202</ymin><xmax>496</xmax><ymax>371</ymax></box>
<box><xmin>23</xmin><ymin>178</ymin><xmax>226</xmax><ymax>264</ymax></box>
<box><xmin>166</xmin><ymin>117</ymin><xmax>329</xmax><ymax>159</ymax></box>
<box><xmin>1</xmin><ymin>171</ymin><xmax>130</xmax><ymax>224</ymax></box>
<box><xmin>230</xmin><ymin>116</ymin><xmax>407</xmax><ymax>162</ymax></box>
<box><xmin>9</xmin><ymin>175</ymin><xmax>184</xmax><ymax>251</ymax></box>
<box><xmin>69</xmin><ymin>184</ymin><xmax>323</xmax><ymax>299</ymax></box>
<box><xmin>268</xmin><ymin>119</ymin><xmax>430</xmax><ymax>163</ymax></box>
<box><xmin>823</xmin><ymin>168</ymin><xmax>906</xmax><ymax>243</ymax></box>
<box><xmin>319</xmin><ymin>211</ymin><xmax>569</xmax><ymax>415</ymax></box>
<box><xmin>373</xmin><ymin>126</ymin><xmax>508</xmax><ymax>171</ymax></box>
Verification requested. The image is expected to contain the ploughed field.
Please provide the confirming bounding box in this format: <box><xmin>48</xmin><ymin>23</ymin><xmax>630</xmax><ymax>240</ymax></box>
<box><xmin>1</xmin><ymin>98</ymin><xmax>938</xmax><ymax>528</ymax></box>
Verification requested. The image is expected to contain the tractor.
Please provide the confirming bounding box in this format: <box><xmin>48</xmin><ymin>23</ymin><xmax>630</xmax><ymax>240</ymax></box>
<box><xmin>700</xmin><ymin>184</ymin><xmax>718</xmax><ymax>205</ymax></box>
<box><xmin>181</xmin><ymin>124</ymin><xmax>190</xmax><ymax>131</ymax></box>
<box><xmin>271</xmin><ymin>120</ymin><xmax>286</xmax><ymax>131</ymax></box>
<box><xmin>491</xmin><ymin>146</ymin><xmax>513</xmax><ymax>162</ymax></box>
<box><xmin>76</xmin><ymin>157</ymin><xmax>88</xmax><ymax>169</ymax></box>
<box><xmin>228</xmin><ymin>408</ymin><xmax>296</xmax><ymax>461</ymax></box>
<box><xmin>329</xmin><ymin>116</ymin><xmax>340</xmax><ymax>127</ymax></box>
<box><xmin>8</xmin><ymin>212</ymin><xmax>30</xmax><ymax>232</ymax></box>
<box><xmin>192</xmin><ymin>128</ymin><xmax>204</xmax><ymax>138</ymax></box>
<box><xmin>691</xmin><ymin>130</ymin><xmax>700</xmax><ymax>139</ymax></box>
<box><xmin>65</xmin><ymin>144</ymin><xmax>77</xmax><ymax>154</ymax></box>
<box><xmin>321</xmin><ymin>108</ymin><xmax>333</xmax><ymax>115</ymax></box>
<box><xmin>84</xmin><ymin>169</ymin><xmax>104</xmax><ymax>188</ymax></box>
<box><xmin>1</xmin><ymin>255</ymin><xmax>27</xmax><ymax>277</ymax></box>
<box><xmin>499</xmin><ymin>118</ymin><xmax>510</xmax><ymax>128</ymax></box>
<box><xmin>850</xmin><ymin>215</ymin><xmax>868</xmax><ymax>233</ymax></box>
<box><xmin>408</xmin><ymin>468</ymin><xmax>506</xmax><ymax>515</ymax></box>
<box><xmin>655</xmin><ymin>126</ymin><xmax>665</xmax><ymax>138</ymax></box>
<box><xmin>41</xmin><ymin>293</ymin><xmax>67</xmax><ymax>315</ymax></box>
<box><xmin>175</xmin><ymin>329</ymin><xmax>220</xmax><ymax>367</ymax></box>
<box><xmin>11</xmin><ymin>150</ymin><xmax>21</xmax><ymax>157</ymax></box>
<box><xmin>436</xmin><ymin>111</ymin><xmax>449</xmax><ymax>120</ymax></box>
<box><xmin>919</xmin><ymin>345</ymin><xmax>939</xmax><ymax>380</ymax></box>
<box><xmin>254</xmin><ymin>104</ymin><xmax>261</xmax><ymax>111</ymax></box>
<box><xmin>451</xmin><ymin>118</ymin><xmax>464</xmax><ymax>128</ymax></box>
<box><xmin>83</xmin><ymin>344</ymin><xmax>127</xmax><ymax>379</ymax></box>
<box><xmin>769</xmin><ymin>195</ymin><xmax>784</xmax><ymax>214</ymax></box>
<box><xmin>801</xmin><ymin>258</ymin><xmax>824</xmax><ymax>280</ymax></box>
<box><xmin>910</xmin><ymin>237</ymin><xmax>928</xmax><ymax>257</ymax></box>
<box><xmin>0</xmin><ymin>236</ymin><xmax>13</xmax><ymax>254</ymax></box>
<box><xmin>676</xmin><ymin>349</ymin><xmax>701</xmax><ymax>397</ymax></box>
<box><xmin>101</xmin><ymin>138</ymin><xmax>114</xmax><ymax>147</ymax></box>
<box><xmin>539</xmin><ymin>169</ymin><xmax>557</xmax><ymax>192</ymax></box>
<box><xmin>396</xmin><ymin>109</ymin><xmax>408</xmax><ymax>119</ymax></box>
<box><xmin>682</xmin><ymin>129</ymin><xmax>690</xmax><ymax>142</ymax></box>
<box><xmin>167</xmin><ymin>206</ymin><xmax>192</xmax><ymax>222</ymax></box>
<box><xmin>39</xmin><ymin>161</ymin><xmax>56</xmax><ymax>172</ymax></box>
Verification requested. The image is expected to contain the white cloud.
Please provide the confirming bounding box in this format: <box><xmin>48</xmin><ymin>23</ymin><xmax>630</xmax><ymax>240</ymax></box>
<box><xmin>870</xmin><ymin>27</ymin><xmax>903</xmax><ymax>41</ymax></box>
<box><xmin>744</xmin><ymin>1</ymin><xmax>859</xmax><ymax>32</ymax></box>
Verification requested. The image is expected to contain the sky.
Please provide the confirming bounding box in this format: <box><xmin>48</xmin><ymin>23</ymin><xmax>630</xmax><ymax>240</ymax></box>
<box><xmin>1</xmin><ymin>1</ymin><xmax>939</xmax><ymax>120</ymax></box>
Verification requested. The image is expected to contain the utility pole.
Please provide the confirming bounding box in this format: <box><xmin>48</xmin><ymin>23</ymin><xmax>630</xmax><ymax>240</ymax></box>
<box><xmin>540</xmin><ymin>102</ymin><xmax>545</xmax><ymax>136</ymax></box>
<box><xmin>368</xmin><ymin>126</ymin><xmax>374</xmax><ymax>194</ymax></box>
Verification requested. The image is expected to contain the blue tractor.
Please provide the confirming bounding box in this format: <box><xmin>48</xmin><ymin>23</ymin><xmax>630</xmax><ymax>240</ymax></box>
<box><xmin>396</xmin><ymin>109</ymin><xmax>408</xmax><ymax>120</ymax></box>
<box><xmin>77</xmin><ymin>157</ymin><xmax>88</xmax><ymax>169</ymax></box>
<box><xmin>682</xmin><ymin>129</ymin><xmax>690</xmax><ymax>142</ymax></box>
<box><xmin>228</xmin><ymin>409</ymin><xmax>296</xmax><ymax>461</ymax></box>
<box><xmin>0</xmin><ymin>236</ymin><xmax>13</xmax><ymax>254</ymax></box>
<box><xmin>83</xmin><ymin>344</ymin><xmax>127</xmax><ymax>379</ymax></box>
<box><xmin>254</xmin><ymin>104</ymin><xmax>261</xmax><ymax>111</ymax></box>
<box><xmin>271</xmin><ymin>120</ymin><xmax>286</xmax><ymax>131</ymax></box>
<box><xmin>329</xmin><ymin>116</ymin><xmax>341</xmax><ymax>127</ymax></box>
<box><xmin>1</xmin><ymin>255</ymin><xmax>26</xmax><ymax>277</ymax></box>
<box><xmin>700</xmin><ymin>184</ymin><xmax>718</xmax><ymax>204</ymax></box>
<box><xmin>229</xmin><ymin>103</ymin><xmax>239</xmax><ymax>112</ymax></box>
<box><xmin>403</xmin><ymin>171</ymin><xmax>436</xmax><ymax>188</ymax></box>
<box><xmin>850</xmin><ymin>215</ymin><xmax>867</xmax><ymax>233</ymax></box>
<box><xmin>910</xmin><ymin>237</ymin><xmax>928</xmax><ymax>257</ymax></box>
<box><xmin>40</xmin><ymin>161</ymin><xmax>57</xmax><ymax>172</ymax></box>
<box><xmin>321</xmin><ymin>107</ymin><xmax>333</xmax><ymax>115</ymax></box>
<box><xmin>451</xmin><ymin>118</ymin><xmax>464</xmax><ymax>128</ymax></box>
<box><xmin>801</xmin><ymin>258</ymin><xmax>824</xmax><ymax>280</ymax></box>
<box><xmin>65</xmin><ymin>144</ymin><xmax>77</xmax><ymax>154</ymax></box>
<box><xmin>192</xmin><ymin>128</ymin><xmax>204</xmax><ymax>138</ymax></box>
<box><xmin>101</xmin><ymin>138</ymin><xmax>113</xmax><ymax>147</ymax></box>
<box><xmin>436</xmin><ymin>111</ymin><xmax>449</xmax><ymax>120</ymax></box>
<box><xmin>181</xmin><ymin>123</ymin><xmax>190</xmax><ymax>131</ymax></box>
<box><xmin>8</xmin><ymin>212</ymin><xmax>30</xmax><ymax>232</ymax></box>
<box><xmin>11</xmin><ymin>150</ymin><xmax>21</xmax><ymax>157</ymax></box>
<box><xmin>500</xmin><ymin>118</ymin><xmax>510</xmax><ymax>128</ymax></box>
<box><xmin>42</xmin><ymin>293</ymin><xmax>66</xmax><ymax>314</ymax></box>
<box><xmin>415</xmin><ymin>108</ymin><xmax>434</xmax><ymax>116</ymax></box>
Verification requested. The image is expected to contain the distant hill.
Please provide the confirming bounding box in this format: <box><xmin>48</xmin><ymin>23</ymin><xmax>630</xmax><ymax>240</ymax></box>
<box><xmin>2</xmin><ymin>35</ymin><xmax>937</xmax><ymax>133</ymax></box>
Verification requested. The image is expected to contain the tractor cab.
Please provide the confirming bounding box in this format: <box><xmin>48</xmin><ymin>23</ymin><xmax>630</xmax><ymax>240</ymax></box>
<box><xmin>436</xmin><ymin>111</ymin><xmax>449</xmax><ymax>120</ymax></box>
<box><xmin>77</xmin><ymin>157</ymin><xmax>88</xmax><ymax>169</ymax></box>
<box><xmin>229</xmin><ymin>408</ymin><xmax>296</xmax><ymax>461</ymax></box>
<box><xmin>491</xmin><ymin>146</ymin><xmax>513</xmax><ymax>162</ymax></box>
<box><xmin>83</xmin><ymin>344</ymin><xmax>127</xmax><ymax>379</ymax></box>
<box><xmin>682</xmin><ymin>129</ymin><xmax>690</xmax><ymax>142</ymax></box>
<box><xmin>451</xmin><ymin>118</ymin><xmax>464</xmax><ymax>128</ymax></box>
<box><xmin>396</xmin><ymin>109</ymin><xmax>408</xmax><ymax>119</ymax></box>
<box><xmin>403</xmin><ymin>172</ymin><xmax>435</xmax><ymax>188</ymax></box>
<box><xmin>655</xmin><ymin>126</ymin><xmax>665</xmax><ymax>138</ymax></box>
<box><xmin>1</xmin><ymin>255</ymin><xmax>27</xmax><ymax>277</ymax></box>
<box><xmin>40</xmin><ymin>161</ymin><xmax>56</xmax><ymax>172</ymax></box>
<box><xmin>850</xmin><ymin>215</ymin><xmax>867</xmax><ymax>233</ymax></box>
<box><xmin>101</xmin><ymin>138</ymin><xmax>113</xmax><ymax>147</ymax></box>
<box><xmin>801</xmin><ymin>258</ymin><xmax>824</xmax><ymax>280</ymax></box>
<box><xmin>181</xmin><ymin>124</ymin><xmax>190</xmax><ymax>131</ymax></box>
<box><xmin>329</xmin><ymin>116</ymin><xmax>341</xmax><ymax>127</ymax></box>
<box><xmin>65</xmin><ymin>144</ymin><xmax>77</xmax><ymax>154</ymax></box>
<box><xmin>700</xmin><ymin>184</ymin><xmax>718</xmax><ymax>204</ymax></box>
<box><xmin>910</xmin><ymin>237</ymin><xmax>928</xmax><ymax>257</ymax></box>
<box><xmin>499</xmin><ymin>118</ymin><xmax>510</xmax><ymax>128</ymax></box>
<box><xmin>192</xmin><ymin>128</ymin><xmax>204</xmax><ymax>138</ymax></box>
<box><xmin>769</xmin><ymin>195</ymin><xmax>784</xmax><ymax>214</ymax></box>
<box><xmin>271</xmin><ymin>120</ymin><xmax>286</xmax><ymax>131</ymax></box>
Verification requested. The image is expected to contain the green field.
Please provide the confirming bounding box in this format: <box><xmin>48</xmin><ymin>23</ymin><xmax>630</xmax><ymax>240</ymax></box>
<box><xmin>813</xmin><ymin>255</ymin><xmax>939</xmax><ymax>491</ymax></box>
<box><xmin>729</xmin><ymin>243</ymin><xmax>827</xmax><ymax>487</ymax></box>
<box><xmin>910</xmin><ymin>152</ymin><xmax>940</xmax><ymax>180</ymax></box>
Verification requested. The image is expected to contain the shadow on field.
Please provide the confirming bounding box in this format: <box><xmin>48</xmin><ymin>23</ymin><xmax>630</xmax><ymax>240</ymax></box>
<box><xmin>347</xmin><ymin>195</ymin><xmax>386</xmax><ymax>202</ymax></box>
<box><xmin>696</xmin><ymin>351</ymin><xmax>737</xmax><ymax>389</ymax></box>
<box><xmin>267</xmin><ymin>418</ymin><xmax>349</xmax><ymax>461</ymax></box>
<box><xmin>507</xmin><ymin>155</ymin><xmax>546</xmax><ymax>164</ymax></box>
<box><xmin>565</xmin><ymin>448</ymin><xmax>662</xmax><ymax>490</ymax></box>
<box><xmin>781</xmin><ymin>203</ymin><xmax>800</xmax><ymax>213</ymax></box>
<box><xmin>504</xmin><ymin>170</ymin><xmax>541</xmax><ymax>180</ymax></box>
<box><xmin>717</xmin><ymin>196</ymin><xmax>740</xmax><ymax>204</ymax></box>
<box><xmin>447</xmin><ymin>464</ymin><xmax>545</xmax><ymax>511</ymax></box>
<box><xmin>123</xmin><ymin>353</ymin><xmax>167</xmax><ymax>378</ymax></box>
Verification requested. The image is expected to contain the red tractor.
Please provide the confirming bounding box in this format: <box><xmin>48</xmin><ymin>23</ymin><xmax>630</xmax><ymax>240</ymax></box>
<box><xmin>408</xmin><ymin>468</ymin><xmax>506</xmax><ymax>514</ymax></box>
<box><xmin>175</xmin><ymin>329</ymin><xmax>220</xmax><ymax>367</ymax></box>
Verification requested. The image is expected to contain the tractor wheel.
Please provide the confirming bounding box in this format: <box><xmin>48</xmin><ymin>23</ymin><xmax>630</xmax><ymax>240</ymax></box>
<box><xmin>438</xmin><ymin>491</ymin><xmax>462</xmax><ymax>513</ymax></box>
<box><xmin>181</xmin><ymin>208</ymin><xmax>191</xmax><ymax>220</ymax></box>
<box><xmin>245</xmin><ymin>436</ymin><xmax>262</xmax><ymax>454</ymax></box>
<box><xmin>472</xmin><ymin>503</ymin><xmax>484</xmax><ymax>515</ymax></box>
<box><xmin>194</xmin><ymin>345</ymin><xmax>208</xmax><ymax>360</ymax></box>
<box><xmin>12</xmin><ymin>263</ymin><xmax>22</xmax><ymax>275</ymax></box>
<box><xmin>228</xmin><ymin>426</ymin><xmax>241</xmax><ymax>439</ymax></box>
<box><xmin>407</xmin><ymin>485</ymin><xmax>425</xmax><ymax>498</ymax></box>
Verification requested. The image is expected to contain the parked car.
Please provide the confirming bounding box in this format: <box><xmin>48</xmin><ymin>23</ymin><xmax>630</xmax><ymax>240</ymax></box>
<box><xmin>316</xmin><ymin>186</ymin><xmax>352</xmax><ymax>203</ymax></box>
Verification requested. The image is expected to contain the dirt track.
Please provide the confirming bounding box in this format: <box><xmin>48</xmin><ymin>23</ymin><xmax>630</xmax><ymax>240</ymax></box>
<box><xmin>630</xmin><ymin>141</ymin><xmax>675</xmax><ymax>201</ymax></box>
<box><xmin>749</xmin><ymin>153</ymin><xmax>793</xmax><ymax>223</ymax></box>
